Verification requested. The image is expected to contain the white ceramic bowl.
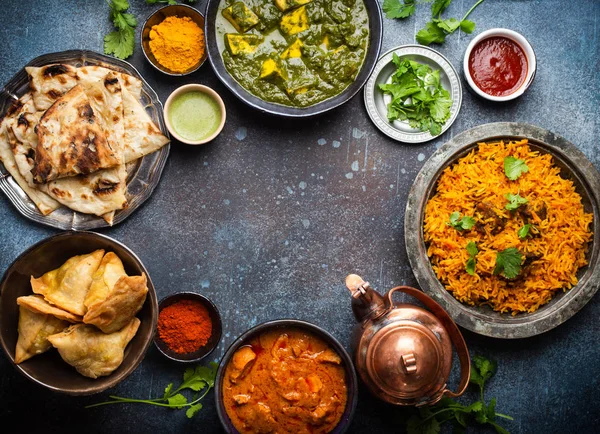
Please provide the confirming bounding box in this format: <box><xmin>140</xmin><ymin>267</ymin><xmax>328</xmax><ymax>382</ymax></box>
<box><xmin>463</xmin><ymin>28</ymin><xmax>536</xmax><ymax>102</ymax></box>
<box><xmin>163</xmin><ymin>84</ymin><xmax>226</xmax><ymax>145</ymax></box>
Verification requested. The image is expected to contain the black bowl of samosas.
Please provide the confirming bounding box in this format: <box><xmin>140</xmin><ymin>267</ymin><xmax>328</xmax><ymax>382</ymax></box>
<box><xmin>0</xmin><ymin>231</ymin><xmax>158</xmax><ymax>395</ymax></box>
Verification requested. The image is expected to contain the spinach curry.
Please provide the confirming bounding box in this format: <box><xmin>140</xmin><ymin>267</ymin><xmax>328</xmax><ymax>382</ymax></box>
<box><xmin>216</xmin><ymin>0</ymin><xmax>370</xmax><ymax>108</ymax></box>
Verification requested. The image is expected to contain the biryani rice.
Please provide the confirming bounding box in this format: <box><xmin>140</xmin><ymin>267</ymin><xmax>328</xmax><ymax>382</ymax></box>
<box><xmin>423</xmin><ymin>139</ymin><xmax>593</xmax><ymax>315</ymax></box>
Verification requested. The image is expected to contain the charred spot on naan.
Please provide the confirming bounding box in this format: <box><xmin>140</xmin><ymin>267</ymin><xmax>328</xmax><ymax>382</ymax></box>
<box><xmin>50</xmin><ymin>186</ymin><xmax>72</xmax><ymax>199</ymax></box>
<box><xmin>104</xmin><ymin>76</ymin><xmax>120</xmax><ymax>93</ymax></box>
<box><xmin>94</xmin><ymin>178</ymin><xmax>120</xmax><ymax>196</ymax></box>
<box><xmin>42</xmin><ymin>64</ymin><xmax>73</xmax><ymax>78</ymax></box>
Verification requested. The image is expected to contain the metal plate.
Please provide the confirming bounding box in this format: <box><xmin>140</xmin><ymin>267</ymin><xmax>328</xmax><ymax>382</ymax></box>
<box><xmin>0</xmin><ymin>50</ymin><xmax>170</xmax><ymax>230</ymax></box>
<box><xmin>404</xmin><ymin>123</ymin><xmax>600</xmax><ymax>339</ymax></box>
<box><xmin>205</xmin><ymin>0</ymin><xmax>383</xmax><ymax>118</ymax></box>
<box><xmin>364</xmin><ymin>45</ymin><xmax>462</xmax><ymax>143</ymax></box>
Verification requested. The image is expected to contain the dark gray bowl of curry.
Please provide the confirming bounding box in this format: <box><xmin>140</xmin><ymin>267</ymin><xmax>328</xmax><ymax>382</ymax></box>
<box><xmin>205</xmin><ymin>0</ymin><xmax>383</xmax><ymax>117</ymax></box>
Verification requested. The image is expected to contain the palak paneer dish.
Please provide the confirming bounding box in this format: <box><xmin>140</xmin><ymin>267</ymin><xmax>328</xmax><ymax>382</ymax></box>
<box><xmin>222</xmin><ymin>327</ymin><xmax>348</xmax><ymax>433</ymax></box>
<box><xmin>217</xmin><ymin>0</ymin><xmax>370</xmax><ymax>107</ymax></box>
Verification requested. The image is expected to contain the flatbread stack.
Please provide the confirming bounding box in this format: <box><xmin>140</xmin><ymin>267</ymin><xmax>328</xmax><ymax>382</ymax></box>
<box><xmin>15</xmin><ymin>249</ymin><xmax>149</xmax><ymax>379</ymax></box>
<box><xmin>0</xmin><ymin>64</ymin><xmax>170</xmax><ymax>224</ymax></box>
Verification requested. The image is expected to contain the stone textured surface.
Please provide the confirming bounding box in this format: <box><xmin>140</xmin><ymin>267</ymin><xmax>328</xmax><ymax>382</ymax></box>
<box><xmin>0</xmin><ymin>0</ymin><xmax>599</xmax><ymax>433</ymax></box>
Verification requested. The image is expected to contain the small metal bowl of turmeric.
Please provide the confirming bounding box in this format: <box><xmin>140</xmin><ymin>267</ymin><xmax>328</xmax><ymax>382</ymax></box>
<box><xmin>141</xmin><ymin>4</ymin><xmax>207</xmax><ymax>76</ymax></box>
<box><xmin>154</xmin><ymin>291</ymin><xmax>222</xmax><ymax>362</ymax></box>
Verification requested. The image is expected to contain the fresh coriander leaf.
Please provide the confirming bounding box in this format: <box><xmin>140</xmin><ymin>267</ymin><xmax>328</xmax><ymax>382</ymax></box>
<box><xmin>437</xmin><ymin>17</ymin><xmax>461</xmax><ymax>33</ymax></box>
<box><xmin>466</xmin><ymin>257</ymin><xmax>476</xmax><ymax>275</ymax></box>
<box><xmin>504</xmin><ymin>156</ymin><xmax>529</xmax><ymax>180</ymax></box>
<box><xmin>518</xmin><ymin>224</ymin><xmax>533</xmax><ymax>239</ymax></box>
<box><xmin>472</xmin><ymin>355</ymin><xmax>498</xmax><ymax>383</ymax></box>
<box><xmin>489</xmin><ymin>421</ymin><xmax>511</xmax><ymax>434</ymax></box>
<box><xmin>167</xmin><ymin>393</ymin><xmax>188</xmax><ymax>408</ymax></box>
<box><xmin>460</xmin><ymin>19</ymin><xmax>476</xmax><ymax>33</ymax></box>
<box><xmin>431</xmin><ymin>0</ymin><xmax>452</xmax><ymax>17</ymax></box>
<box><xmin>111</xmin><ymin>0</ymin><xmax>130</xmax><ymax>12</ymax></box>
<box><xmin>493</xmin><ymin>247</ymin><xmax>523</xmax><ymax>278</ymax></box>
<box><xmin>186</xmin><ymin>403</ymin><xmax>203</xmax><ymax>418</ymax></box>
<box><xmin>465</xmin><ymin>242</ymin><xmax>478</xmax><ymax>275</ymax></box>
<box><xmin>104</xmin><ymin>28</ymin><xmax>135</xmax><ymax>60</ymax></box>
<box><xmin>466</xmin><ymin>241</ymin><xmax>478</xmax><ymax>257</ymax></box>
<box><xmin>505</xmin><ymin>192</ymin><xmax>528</xmax><ymax>211</ymax></box>
<box><xmin>416</xmin><ymin>21</ymin><xmax>447</xmax><ymax>45</ymax></box>
<box><xmin>447</xmin><ymin>212</ymin><xmax>476</xmax><ymax>231</ymax></box>
<box><xmin>407</xmin><ymin>414</ymin><xmax>441</xmax><ymax>434</ymax></box>
<box><xmin>383</xmin><ymin>0</ymin><xmax>416</xmax><ymax>19</ymax></box>
<box><xmin>163</xmin><ymin>383</ymin><xmax>174</xmax><ymax>398</ymax></box>
<box><xmin>449</xmin><ymin>211</ymin><xmax>460</xmax><ymax>225</ymax></box>
<box><xmin>121</xmin><ymin>13</ymin><xmax>137</xmax><ymax>27</ymax></box>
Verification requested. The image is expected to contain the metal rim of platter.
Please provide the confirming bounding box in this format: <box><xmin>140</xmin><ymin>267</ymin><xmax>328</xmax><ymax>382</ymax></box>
<box><xmin>404</xmin><ymin>122</ymin><xmax>600</xmax><ymax>339</ymax></box>
<box><xmin>0</xmin><ymin>50</ymin><xmax>170</xmax><ymax>231</ymax></box>
<box><xmin>363</xmin><ymin>44</ymin><xmax>462</xmax><ymax>144</ymax></box>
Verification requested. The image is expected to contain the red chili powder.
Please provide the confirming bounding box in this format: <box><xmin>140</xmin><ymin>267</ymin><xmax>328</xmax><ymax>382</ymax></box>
<box><xmin>157</xmin><ymin>299</ymin><xmax>212</xmax><ymax>354</ymax></box>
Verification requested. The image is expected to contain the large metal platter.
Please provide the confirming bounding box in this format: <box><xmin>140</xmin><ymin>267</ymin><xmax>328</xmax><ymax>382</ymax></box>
<box><xmin>405</xmin><ymin>123</ymin><xmax>600</xmax><ymax>338</ymax></box>
<box><xmin>364</xmin><ymin>45</ymin><xmax>462</xmax><ymax>143</ymax></box>
<box><xmin>0</xmin><ymin>50</ymin><xmax>170</xmax><ymax>230</ymax></box>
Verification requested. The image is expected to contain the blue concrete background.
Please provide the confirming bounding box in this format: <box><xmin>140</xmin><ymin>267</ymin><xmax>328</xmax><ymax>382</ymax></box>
<box><xmin>0</xmin><ymin>0</ymin><xmax>599</xmax><ymax>433</ymax></box>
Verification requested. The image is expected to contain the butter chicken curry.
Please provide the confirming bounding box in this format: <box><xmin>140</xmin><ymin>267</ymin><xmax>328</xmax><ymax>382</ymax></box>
<box><xmin>222</xmin><ymin>327</ymin><xmax>348</xmax><ymax>433</ymax></box>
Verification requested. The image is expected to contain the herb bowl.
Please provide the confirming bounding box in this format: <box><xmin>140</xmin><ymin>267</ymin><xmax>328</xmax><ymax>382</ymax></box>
<box><xmin>404</xmin><ymin>122</ymin><xmax>600</xmax><ymax>339</ymax></box>
<box><xmin>0</xmin><ymin>231</ymin><xmax>158</xmax><ymax>395</ymax></box>
<box><xmin>141</xmin><ymin>4</ymin><xmax>207</xmax><ymax>76</ymax></box>
<box><xmin>154</xmin><ymin>291</ymin><xmax>222</xmax><ymax>363</ymax></box>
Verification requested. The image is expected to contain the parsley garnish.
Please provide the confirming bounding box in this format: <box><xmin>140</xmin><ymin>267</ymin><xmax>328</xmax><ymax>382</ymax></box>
<box><xmin>493</xmin><ymin>247</ymin><xmax>523</xmax><ymax>279</ymax></box>
<box><xmin>382</xmin><ymin>0</ymin><xmax>416</xmax><ymax>19</ymax></box>
<box><xmin>504</xmin><ymin>156</ymin><xmax>529</xmax><ymax>180</ymax></box>
<box><xmin>518</xmin><ymin>224</ymin><xmax>533</xmax><ymax>239</ymax></box>
<box><xmin>86</xmin><ymin>362</ymin><xmax>217</xmax><ymax>418</ymax></box>
<box><xmin>416</xmin><ymin>0</ymin><xmax>484</xmax><ymax>46</ymax></box>
<box><xmin>104</xmin><ymin>0</ymin><xmax>137</xmax><ymax>60</ymax></box>
<box><xmin>379</xmin><ymin>55</ymin><xmax>452</xmax><ymax>135</ymax></box>
<box><xmin>505</xmin><ymin>192</ymin><xmax>528</xmax><ymax>211</ymax></box>
<box><xmin>447</xmin><ymin>211</ymin><xmax>476</xmax><ymax>231</ymax></box>
<box><xmin>465</xmin><ymin>241</ymin><xmax>478</xmax><ymax>275</ymax></box>
<box><xmin>406</xmin><ymin>355</ymin><xmax>513</xmax><ymax>434</ymax></box>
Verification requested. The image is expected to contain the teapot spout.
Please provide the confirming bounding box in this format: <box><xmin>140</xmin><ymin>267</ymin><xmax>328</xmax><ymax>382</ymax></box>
<box><xmin>345</xmin><ymin>274</ymin><xmax>387</xmax><ymax>323</ymax></box>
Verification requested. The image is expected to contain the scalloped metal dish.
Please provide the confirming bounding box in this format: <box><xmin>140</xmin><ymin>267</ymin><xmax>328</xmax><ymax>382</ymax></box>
<box><xmin>0</xmin><ymin>50</ymin><xmax>170</xmax><ymax>230</ymax></box>
<box><xmin>405</xmin><ymin>123</ymin><xmax>600</xmax><ymax>339</ymax></box>
<box><xmin>364</xmin><ymin>45</ymin><xmax>462</xmax><ymax>143</ymax></box>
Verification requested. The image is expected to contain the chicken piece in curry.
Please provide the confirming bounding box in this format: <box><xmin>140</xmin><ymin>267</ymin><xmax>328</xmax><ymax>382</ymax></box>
<box><xmin>222</xmin><ymin>327</ymin><xmax>347</xmax><ymax>433</ymax></box>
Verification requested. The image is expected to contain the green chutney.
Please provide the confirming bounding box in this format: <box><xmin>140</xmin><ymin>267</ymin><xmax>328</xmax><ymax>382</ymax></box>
<box><xmin>169</xmin><ymin>91</ymin><xmax>222</xmax><ymax>141</ymax></box>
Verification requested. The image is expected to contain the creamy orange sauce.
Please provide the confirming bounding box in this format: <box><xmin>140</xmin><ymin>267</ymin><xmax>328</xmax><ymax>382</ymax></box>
<box><xmin>222</xmin><ymin>328</ymin><xmax>347</xmax><ymax>434</ymax></box>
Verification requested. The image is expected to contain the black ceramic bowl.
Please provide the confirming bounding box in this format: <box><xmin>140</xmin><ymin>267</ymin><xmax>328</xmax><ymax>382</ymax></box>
<box><xmin>215</xmin><ymin>319</ymin><xmax>358</xmax><ymax>433</ymax></box>
<box><xmin>204</xmin><ymin>0</ymin><xmax>383</xmax><ymax>117</ymax></box>
<box><xmin>405</xmin><ymin>122</ymin><xmax>600</xmax><ymax>339</ymax></box>
<box><xmin>154</xmin><ymin>291</ymin><xmax>222</xmax><ymax>362</ymax></box>
<box><xmin>0</xmin><ymin>231</ymin><xmax>158</xmax><ymax>395</ymax></box>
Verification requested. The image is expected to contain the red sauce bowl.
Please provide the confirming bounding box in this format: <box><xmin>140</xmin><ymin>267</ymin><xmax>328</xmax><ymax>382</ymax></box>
<box><xmin>463</xmin><ymin>28</ymin><xmax>536</xmax><ymax>101</ymax></box>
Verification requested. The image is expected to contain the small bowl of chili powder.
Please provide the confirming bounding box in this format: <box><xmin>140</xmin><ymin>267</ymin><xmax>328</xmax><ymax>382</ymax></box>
<box><xmin>463</xmin><ymin>28</ymin><xmax>536</xmax><ymax>102</ymax></box>
<box><xmin>154</xmin><ymin>292</ymin><xmax>222</xmax><ymax>362</ymax></box>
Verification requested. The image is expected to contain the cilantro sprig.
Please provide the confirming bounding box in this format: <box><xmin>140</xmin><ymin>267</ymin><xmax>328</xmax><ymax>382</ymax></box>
<box><xmin>465</xmin><ymin>241</ymin><xmax>478</xmax><ymax>275</ymax></box>
<box><xmin>379</xmin><ymin>55</ymin><xmax>452</xmax><ymax>135</ymax></box>
<box><xmin>447</xmin><ymin>211</ymin><xmax>476</xmax><ymax>231</ymax></box>
<box><xmin>382</xmin><ymin>0</ymin><xmax>416</xmax><ymax>19</ymax></box>
<box><xmin>517</xmin><ymin>223</ymin><xmax>538</xmax><ymax>239</ymax></box>
<box><xmin>104</xmin><ymin>0</ymin><xmax>137</xmax><ymax>60</ymax></box>
<box><xmin>504</xmin><ymin>156</ymin><xmax>529</xmax><ymax>181</ymax></box>
<box><xmin>406</xmin><ymin>355</ymin><xmax>513</xmax><ymax>434</ymax></box>
<box><xmin>493</xmin><ymin>247</ymin><xmax>523</xmax><ymax>279</ymax></box>
<box><xmin>505</xmin><ymin>192</ymin><xmax>528</xmax><ymax>211</ymax></box>
<box><xmin>86</xmin><ymin>362</ymin><xmax>217</xmax><ymax>418</ymax></box>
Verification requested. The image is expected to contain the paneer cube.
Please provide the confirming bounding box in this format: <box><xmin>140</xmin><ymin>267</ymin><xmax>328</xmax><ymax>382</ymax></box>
<box><xmin>279</xmin><ymin>6</ymin><xmax>309</xmax><ymax>36</ymax></box>
<box><xmin>222</xmin><ymin>2</ymin><xmax>260</xmax><ymax>33</ymax></box>
<box><xmin>224</xmin><ymin>33</ymin><xmax>262</xmax><ymax>55</ymax></box>
<box><xmin>259</xmin><ymin>58</ymin><xmax>288</xmax><ymax>82</ymax></box>
<box><xmin>280</xmin><ymin>39</ymin><xmax>303</xmax><ymax>59</ymax></box>
<box><xmin>274</xmin><ymin>0</ymin><xmax>312</xmax><ymax>12</ymax></box>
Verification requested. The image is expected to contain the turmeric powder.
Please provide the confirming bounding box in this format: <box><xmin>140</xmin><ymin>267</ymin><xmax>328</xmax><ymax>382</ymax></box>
<box><xmin>149</xmin><ymin>16</ymin><xmax>205</xmax><ymax>73</ymax></box>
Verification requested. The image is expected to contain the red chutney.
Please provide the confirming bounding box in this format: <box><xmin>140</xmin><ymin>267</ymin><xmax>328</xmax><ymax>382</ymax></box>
<box><xmin>468</xmin><ymin>36</ymin><xmax>528</xmax><ymax>97</ymax></box>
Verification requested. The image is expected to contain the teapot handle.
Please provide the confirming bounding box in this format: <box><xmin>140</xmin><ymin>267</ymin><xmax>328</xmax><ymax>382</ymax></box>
<box><xmin>385</xmin><ymin>286</ymin><xmax>471</xmax><ymax>401</ymax></box>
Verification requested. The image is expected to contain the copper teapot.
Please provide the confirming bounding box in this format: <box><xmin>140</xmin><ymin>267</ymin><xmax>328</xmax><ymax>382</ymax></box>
<box><xmin>345</xmin><ymin>274</ymin><xmax>470</xmax><ymax>406</ymax></box>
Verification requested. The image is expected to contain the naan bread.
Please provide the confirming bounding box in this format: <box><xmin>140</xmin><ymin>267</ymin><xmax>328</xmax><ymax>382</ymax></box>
<box><xmin>47</xmin><ymin>318</ymin><xmax>140</xmax><ymax>379</ymax></box>
<box><xmin>33</xmin><ymin>84</ymin><xmax>121</xmax><ymax>183</ymax></box>
<box><xmin>121</xmin><ymin>84</ymin><xmax>170</xmax><ymax>163</ymax></box>
<box><xmin>17</xmin><ymin>295</ymin><xmax>82</xmax><ymax>323</ymax></box>
<box><xmin>26</xmin><ymin>64</ymin><xmax>78</xmax><ymax>111</ymax></box>
<box><xmin>30</xmin><ymin>249</ymin><xmax>105</xmax><ymax>316</ymax></box>
<box><xmin>84</xmin><ymin>272</ymin><xmax>148</xmax><ymax>334</ymax></box>
<box><xmin>26</xmin><ymin>64</ymin><xmax>143</xmax><ymax>111</ymax></box>
<box><xmin>15</xmin><ymin>305</ymin><xmax>69</xmax><ymax>364</ymax></box>
<box><xmin>0</xmin><ymin>97</ymin><xmax>60</xmax><ymax>215</ymax></box>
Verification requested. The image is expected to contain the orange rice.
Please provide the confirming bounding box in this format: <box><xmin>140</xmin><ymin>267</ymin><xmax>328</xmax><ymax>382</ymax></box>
<box><xmin>423</xmin><ymin>139</ymin><xmax>593</xmax><ymax>315</ymax></box>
